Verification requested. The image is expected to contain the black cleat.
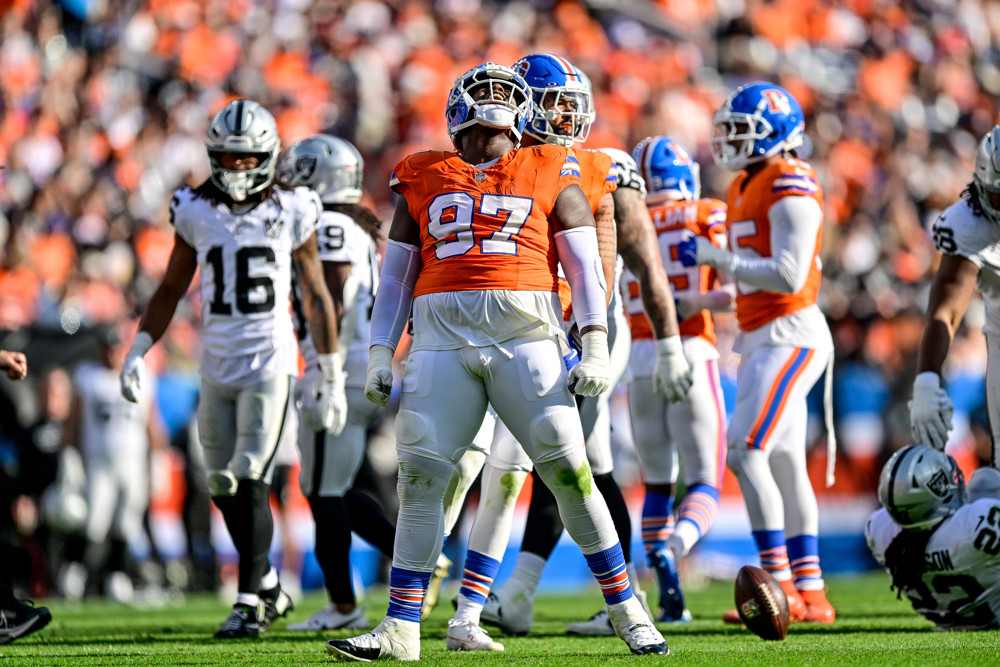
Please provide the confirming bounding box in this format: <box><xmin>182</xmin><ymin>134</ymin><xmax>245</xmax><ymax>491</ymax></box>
<box><xmin>259</xmin><ymin>585</ymin><xmax>294</xmax><ymax>631</ymax></box>
<box><xmin>0</xmin><ymin>599</ymin><xmax>52</xmax><ymax>645</ymax></box>
<box><xmin>214</xmin><ymin>604</ymin><xmax>260</xmax><ymax>639</ymax></box>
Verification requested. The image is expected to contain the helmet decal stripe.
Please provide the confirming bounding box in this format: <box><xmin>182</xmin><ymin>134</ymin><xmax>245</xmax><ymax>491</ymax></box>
<box><xmin>883</xmin><ymin>447</ymin><xmax>910</xmax><ymax>521</ymax></box>
<box><xmin>551</xmin><ymin>55</ymin><xmax>580</xmax><ymax>81</ymax></box>
<box><xmin>234</xmin><ymin>100</ymin><xmax>244</xmax><ymax>135</ymax></box>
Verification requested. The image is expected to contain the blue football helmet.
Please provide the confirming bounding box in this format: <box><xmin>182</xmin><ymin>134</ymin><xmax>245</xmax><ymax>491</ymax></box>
<box><xmin>711</xmin><ymin>82</ymin><xmax>804</xmax><ymax>171</ymax></box>
<box><xmin>445</xmin><ymin>62</ymin><xmax>532</xmax><ymax>152</ymax></box>
<box><xmin>513</xmin><ymin>54</ymin><xmax>594</xmax><ymax>147</ymax></box>
<box><xmin>633</xmin><ymin>136</ymin><xmax>701</xmax><ymax>202</ymax></box>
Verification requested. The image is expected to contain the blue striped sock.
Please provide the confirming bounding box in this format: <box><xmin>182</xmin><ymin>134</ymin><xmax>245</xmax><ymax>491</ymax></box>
<box><xmin>584</xmin><ymin>545</ymin><xmax>633</xmax><ymax>605</ymax></box>
<box><xmin>459</xmin><ymin>550</ymin><xmax>501</xmax><ymax>605</ymax></box>
<box><xmin>642</xmin><ymin>491</ymin><xmax>675</xmax><ymax>554</ymax></box>
<box><xmin>387</xmin><ymin>567</ymin><xmax>431</xmax><ymax>623</ymax></box>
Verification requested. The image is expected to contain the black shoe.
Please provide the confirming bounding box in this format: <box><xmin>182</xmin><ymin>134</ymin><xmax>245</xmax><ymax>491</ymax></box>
<box><xmin>259</xmin><ymin>585</ymin><xmax>294</xmax><ymax>631</ymax></box>
<box><xmin>214</xmin><ymin>604</ymin><xmax>260</xmax><ymax>639</ymax></box>
<box><xmin>0</xmin><ymin>599</ymin><xmax>52</xmax><ymax>645</ymax></box>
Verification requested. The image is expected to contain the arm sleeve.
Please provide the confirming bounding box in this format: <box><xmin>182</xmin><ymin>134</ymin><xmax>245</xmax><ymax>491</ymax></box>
<box><xmin>369</xmin><ymin>240</ymin><xmax>420</xmax><ymax>351</ymax></box>
<box><xmin>554</xmin><ymin>226</ymin><xmax>608</xmax><ymax>330</ymax></box>
<box><xmin>723</xmin><ymin>196</ymin><xmax>821</xmax><ymax>294</ymax></box>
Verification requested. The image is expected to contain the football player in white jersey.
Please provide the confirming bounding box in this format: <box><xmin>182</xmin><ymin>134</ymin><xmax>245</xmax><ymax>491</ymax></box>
<box><xmin>276</xmin><ymin>134</ymin><xmax>396</xmax><ymax>632</ymax></box>
<box><xmin>446</xmin><ymin>54</ymin><xmax>691</xmax><ymax>642</ymax></box>
<box><xmin>119</xmin><ymin>99</ymin><xmax>346</xmax><ymax>638</ymax></box>
<box><xmin>911</xmin><ymin>125</ymin><xmax>1000</xmax><ymax>462</ymax></box>
<box><xmin>62</xmin><ymin>323</ymin><xmax>166</xmax><ymax>603</ymax></box>
<box><xmin>866</xmin><ymin>444</ymin><xmax>1000</xmax><ymax>630</ymax></box>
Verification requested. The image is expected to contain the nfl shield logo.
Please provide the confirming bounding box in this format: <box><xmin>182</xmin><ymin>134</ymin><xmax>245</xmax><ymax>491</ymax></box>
<box><xmin>475</xmin><ymin>172</ymin><xmax>486</xmax><ymax>182</ymax></box>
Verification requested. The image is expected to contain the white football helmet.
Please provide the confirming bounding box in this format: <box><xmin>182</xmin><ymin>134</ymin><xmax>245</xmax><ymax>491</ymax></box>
<box><xmin>973</xmin><ymin>125</ymin><xmax>1000</xmax><ymax>225</ymax></box>
<box><xmin>278</xmin><ymin>134</ymin><xmax>364</xmax><ymax>204</ymax></box>
<box><xmin>205</xmin><ymin>99</ymin><xmax>280</xmax><ymax>202</ymax></box>
<box><xmin>878</xmin><ymin>444</ymin><xmax>965</xmax><ymax>532</ymax></box>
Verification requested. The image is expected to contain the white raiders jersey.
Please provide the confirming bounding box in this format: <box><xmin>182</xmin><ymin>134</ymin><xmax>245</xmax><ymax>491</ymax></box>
<box><xmin>931</xmin><ymin>198</ymin><xmax>1000</xmax><ymax>336</ymax></box>
<box><xmin>866</xmin><ymin>500</ymin><xmax>1000</xmax><ymax>630</ymax></box>
<box><xmin>74</xmin><ymin>361</ymin><xmax>153</xmax><ymax>462</ymax></box>
<box><xmin>598</xmin><ymin>147</ymin><xmax>646</xmax><ymax>197</ymax></box>
<box><xmin>296</xmin><ymin>207</ymin><xmax>379</xmax><ymax>368</ymax></box>
<box><xmin>170</xmin><ymin>185</ymin><xmax>321</xmax><ymax>360</ymax></box>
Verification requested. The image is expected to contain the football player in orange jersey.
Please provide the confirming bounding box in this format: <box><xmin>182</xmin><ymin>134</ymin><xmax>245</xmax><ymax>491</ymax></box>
<box><xmin>325</xmin><ymin>63</ymin><xmax>667</xmax><ymax>661</ymax></box>
<box><xmin>443</xmin><ymin>54</ymin><xmax>692</xmax><ymax>640</ymax></box>
<box><xmin>625</xmin><ymin>136</ymin><xmax>732</xmax><ymax>622</ymax></box>
<box><xmin>678</xmin><ymin>82</ymin><xmax>836</xmax><ymax>624</ymax></box>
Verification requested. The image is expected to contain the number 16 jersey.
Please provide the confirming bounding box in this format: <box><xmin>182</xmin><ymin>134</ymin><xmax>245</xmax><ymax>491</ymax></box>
<box><xmin>170</xmin><ymin>186</ymin><xmax>321</xmax><ymax>380</ymax></box>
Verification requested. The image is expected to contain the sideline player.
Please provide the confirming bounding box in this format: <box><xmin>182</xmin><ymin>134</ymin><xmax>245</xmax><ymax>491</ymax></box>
<box><xmin>277</xmin><ymin>134</ymin><xmax>396</xmax><ymax>632</ymax></box>
<box><xmin>625</xmin><ymin>136</ymin><xmax>730</xmax><ymax>622</ymax></box>
<box><xmin>910</xmin><ymin>124</ymin><xmax>1000</xmax><ymax>461</ymax></box>
<box><xmin>678</xmin><ymin>82</ymin><xmax>836</xmax><ymax>623</ymax></box>
<box><xmin>0</xmin><ymin>349</ymin><xmax>52</xmax><ymax>645</ymax></box>
<box><xmin>325</xmin><ymin>62</ymin><xmax>667</xmax><ymax>661</ymax></box>
<box><xmin>119</xmin><ymin>99</ymin><xmax>346</xmax><ymax>638</ymax></box>
<box><xmin>866</xmin><ymin>444</ymin><xmax>1000</xmax><ymax>629</ymax></box>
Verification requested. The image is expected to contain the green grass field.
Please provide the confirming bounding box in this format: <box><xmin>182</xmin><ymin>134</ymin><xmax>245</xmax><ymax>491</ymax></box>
<box><xmin>2</xmin><ymin>571</ymin><xmax>997</xmax><ymax>665</ymax></box>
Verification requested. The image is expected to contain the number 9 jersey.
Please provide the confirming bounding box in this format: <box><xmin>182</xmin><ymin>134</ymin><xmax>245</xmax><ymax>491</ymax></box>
<box><xmin>169</xmin><ymin>186</ymin><xmax>321</xmax><ymax>377</ymax></box>
<box><xmin>866</xmin><ymin>500</ymin><xmax>1000</xmax><ymax>630</ymax></box>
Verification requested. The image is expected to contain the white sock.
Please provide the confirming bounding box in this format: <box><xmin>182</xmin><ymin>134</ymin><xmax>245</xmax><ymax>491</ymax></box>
<box><xmin>453</xmin><ymin>596</ymin><xmax>484</xmax><ymax>624</ymax></box>
<box><xmin>505</xmin><ymin>552</ymin><xmax>546</xmax><ymax>595</ymax></box>
<box><xmin>236</xmin><ymin>592</ymin><xmax>260</xmax><ymax>608</ymax></box>
<box><xmin>260</xmin><ymin>567</ymin><xmax>279</xmax><ymax>591</ymax></box>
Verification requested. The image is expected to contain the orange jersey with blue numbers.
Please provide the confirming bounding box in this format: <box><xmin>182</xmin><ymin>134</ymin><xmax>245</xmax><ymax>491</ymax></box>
<box><xmin>725</xmin><ymin>158</ymin><xmax>823</xmax><ymax>331</ymax></box>
<box><xmin>557</xmin><ymin>148</ymin><xmax>618</xmax><ymax>321</ymax></box>
<box><xmin>623</xmin><ymin>198</ymin><xmax>726</xmax><ymax>344</ymax></box>
<box><xmin>389</xmin><ymin>145</ymin><xmax>582</xmax><ymax>297</ymax></box>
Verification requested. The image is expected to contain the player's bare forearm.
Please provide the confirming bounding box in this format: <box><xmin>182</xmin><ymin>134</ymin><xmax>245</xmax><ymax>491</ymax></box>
<box><xmin>917</xmin><ymin>254</ymin><xmax>979</xmax><ymax>374</ymax></box>
<box><xmin>138</xmin><ymin>235</ymin><xmax>198</xmax><ymax>344</ymax></box>
<box><xmin>595</xmin><ymin>193</ymin><xmax>617</xmax><ymax>307</ymax></box>
<box><xmin>294</xmin><ymin>235</ymin><xmax>339</xmax><ymax>356</ymax></box>
<box><xmin>614</xmin><ymin>187</ymin><xmax>680</xmax><ymax>338</ymax></box>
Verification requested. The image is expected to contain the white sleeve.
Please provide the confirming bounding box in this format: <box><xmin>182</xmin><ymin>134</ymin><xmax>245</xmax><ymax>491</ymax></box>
<box><xmin>369</xmin><ymin>240</ymin><xmax>420</xmax><ymax>351</ymax></box>
<box><xmin>724</xmin><ymin>196</ymin><xmax>821</xmax><ymax>294</ymax></box>
<box><xmin>554</xmin><ymin>226</ymin><xmax>608</xmax><ymax>330</ymax></box>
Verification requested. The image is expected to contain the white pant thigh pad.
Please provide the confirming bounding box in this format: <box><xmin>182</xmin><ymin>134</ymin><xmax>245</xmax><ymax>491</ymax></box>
<box><xmin>396</xmin><ymin>348</ymin><xmax>489</xmax><ymax>464</ymax></box>
<box><xmin>298</xmin><ymin>386</ymin><xmax>377</xmax><ymax>497</ymax></box>
<box><xmin>628</xmin><ymin>376</ymin><xmax>677</xmax><ymax>485</ymax></box>
<box><xmin>199</xmin><ymin>376</ymin><xmax>291</xmax><ymax>485</ymax></box>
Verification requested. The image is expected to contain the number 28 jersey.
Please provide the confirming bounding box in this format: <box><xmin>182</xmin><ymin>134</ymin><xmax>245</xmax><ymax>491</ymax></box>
<box><xmin>866</xmin><ymin>501</ymin><xmax>1000</xmax><ymax>630</ymax></box>
<box><xmin>170</xmin><ymin>186</ymin><xmax>321</xmax><ymax>360</ymax></box>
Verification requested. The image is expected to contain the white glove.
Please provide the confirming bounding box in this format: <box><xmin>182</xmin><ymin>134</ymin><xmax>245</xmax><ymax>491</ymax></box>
<box><xmin>567</xmin><ymin>330</ymin><xmax>610</xmax><ymax>397</ymax></box>
<box><xmin>295</xmin><ymin>365</ymin><xmax>325</xmax><ymax>431</ymax></box>
<box><xmin>119</xmin><ymin>331</ymin><xmax>152</xmax><ymax>403</ymax></box>
<box><xmin>909</xmin><ymin>371</ymin><xmax>954</xmax><ymax>451</ymax></box>
<box><xmin>317</xmin><ymin>354</ymin><xmax>347</xmax><ymax>436</ymax></box>
<box><xmin>653</xmin><ymin>335</ymin><xmax>693</xmax><ymax>403</ymax></box>
<box><xmin>365</xmin><ymin>345</ymin><xmax>394</xmax><ymax>407</ymax></box>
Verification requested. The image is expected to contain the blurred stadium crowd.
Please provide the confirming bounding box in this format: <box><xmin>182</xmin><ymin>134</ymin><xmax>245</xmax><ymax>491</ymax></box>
<box><xmin>0</xmin><ymin>0</ymin><xmax>997</xmax><ymax>601</ymax></box>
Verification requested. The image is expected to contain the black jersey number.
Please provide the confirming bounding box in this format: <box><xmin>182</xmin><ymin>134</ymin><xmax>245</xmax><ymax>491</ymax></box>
<box><xmin>907</xmin><ymin>574</ymin><xmax>995</xmax><ymax>627</ymax></box>
<box><xmin>931</xmin><ymin>223</ymin><xmax>957</xmax><ymax>253</ymax></box>
<box><xmin>206</xmin><ymin>245</ymin><xmax>276</xmax><ymax>315</ymax></box>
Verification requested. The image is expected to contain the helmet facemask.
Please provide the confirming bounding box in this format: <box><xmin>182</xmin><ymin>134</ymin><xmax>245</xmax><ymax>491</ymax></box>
<box><xmin>446</xmin><ymin>63</ymin><xmax>532</xmax><ymax>152</ymax></box>
<box><xmin>527</xmin><ymin>87</ymin><xmax>594</xmax><ymax>147</ymax></box>
<box><xmin>711</xmin><ymin>83</ymin><xmax>804</xmax><ymax>171</ymax></box>
<box><xmin>205</xmin><ymin>100</ymin><xmax>280</xmax><ymax>203</ymax></box>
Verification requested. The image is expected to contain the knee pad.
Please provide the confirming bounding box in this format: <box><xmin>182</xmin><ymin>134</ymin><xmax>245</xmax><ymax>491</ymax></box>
<box><xmin>207</xmin><ymin>469</ymin><xmax>239</xmax><ymax>497</ymax></box>
<box><xmin>230</xmin><ymin>453</ymin><xmax>265</xmax><ymax>482</ymax></box>
<box><xmin>527</xmin><ymin>406</ymin><xmax>583</xmax><ymax>465</ymax></box>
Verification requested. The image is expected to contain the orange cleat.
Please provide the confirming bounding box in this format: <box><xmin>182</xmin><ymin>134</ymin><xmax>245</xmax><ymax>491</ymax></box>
<box><xmin>779</xmin><ymin>579</ymin><xmax>807</xmax><ymax>623</ymax></box>
<box><xmin>799</xmin><ymin>588</ymin><xmax>835</xmax><ymax>624</ymax></box>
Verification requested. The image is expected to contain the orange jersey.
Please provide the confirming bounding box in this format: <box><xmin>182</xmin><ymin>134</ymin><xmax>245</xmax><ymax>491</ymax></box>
<box><xmin>557</xmin><ymin>148</ymin><xmax>618</xmax><ymax>321</ymax></box>
<box><xmin>623</xmin><ymin>198</ymin><xmax>726</xmax><ymax>344</ymax></box>
<box><xmin>389</xmin><ymin>145</ymin><xmax>582</xmax><ymax>297</ymax></box>
<box><xmin>725</xmin><ymin>158</ymin><xmax>823</xmax><ymax>331</ymax></box>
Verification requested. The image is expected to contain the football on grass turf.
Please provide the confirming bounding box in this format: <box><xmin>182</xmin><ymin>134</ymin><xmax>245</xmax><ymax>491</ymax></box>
<box><xmin>734</xmin><ymin>565</ymin><xmax>790</xmax><ymax>640</ymax></box>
